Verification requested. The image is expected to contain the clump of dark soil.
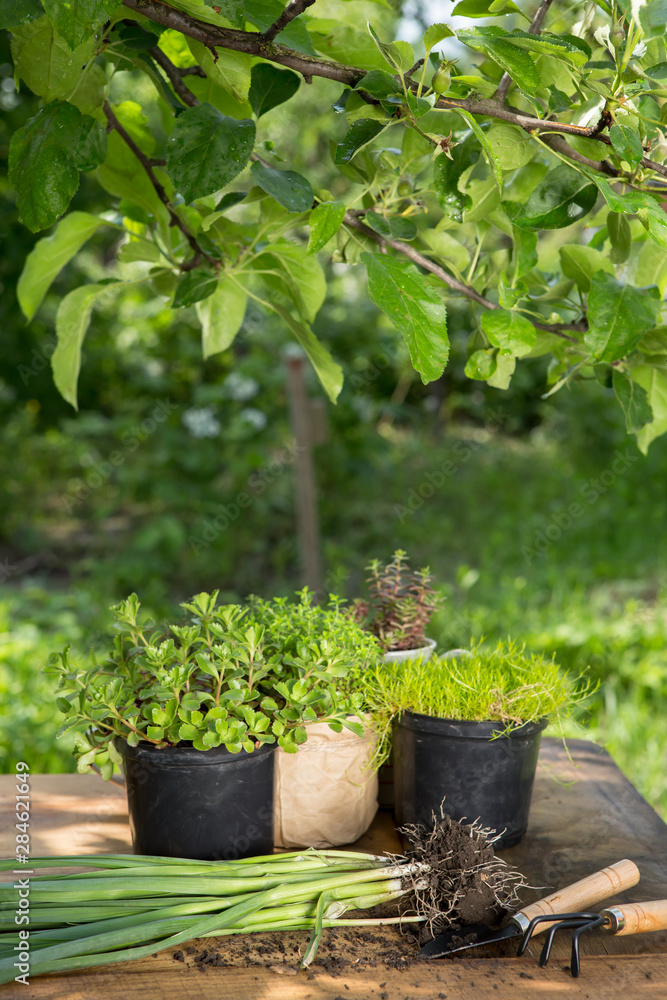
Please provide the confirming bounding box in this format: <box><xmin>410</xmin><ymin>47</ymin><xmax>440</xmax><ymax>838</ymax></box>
<box><xmin>399</xmin><ymin>813</ymin><xmax>527</xmax><ymax>942</ymax></box>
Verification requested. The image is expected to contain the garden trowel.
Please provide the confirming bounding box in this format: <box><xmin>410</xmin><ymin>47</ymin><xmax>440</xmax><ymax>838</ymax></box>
<box><xmin>420</xmin><ymin>858</ymin><xmax>640</xmax><ymax>959</ymax></box>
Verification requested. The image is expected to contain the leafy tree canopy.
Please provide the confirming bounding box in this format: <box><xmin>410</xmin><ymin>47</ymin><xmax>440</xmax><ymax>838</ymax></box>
<box><xmin>3</xmin><ymin>0</ymin><xmax>667</xmax><ymax>448</ymax></box>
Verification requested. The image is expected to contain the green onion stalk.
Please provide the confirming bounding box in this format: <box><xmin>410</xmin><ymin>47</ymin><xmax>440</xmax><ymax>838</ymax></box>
<box><xmin>0</xmin><ymin>850</ymin><xmax>424</xmax><ymax>982</ymax></box>
<box><xmin>0</xmin><ymin>832</ymin><xmax>526</xmax><ymax>983</ymax></box>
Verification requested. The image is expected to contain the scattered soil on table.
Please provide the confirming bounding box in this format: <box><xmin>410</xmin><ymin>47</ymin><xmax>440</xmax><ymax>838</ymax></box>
<box><xmin>172</xmin><ymin>924</ymin><xmax>416</xmax><ymax>975</ymax></box>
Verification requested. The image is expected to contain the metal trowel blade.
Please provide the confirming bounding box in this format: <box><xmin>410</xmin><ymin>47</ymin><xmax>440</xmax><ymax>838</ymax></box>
<box><xmin>419</xmin><ymin>922</ymin><xmax>521</xmax><ymax>958</ymax></box>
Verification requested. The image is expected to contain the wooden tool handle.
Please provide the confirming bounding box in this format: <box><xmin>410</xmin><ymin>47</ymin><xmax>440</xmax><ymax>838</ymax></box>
<box><xmin>602</xmin><ymin>900</ymin><xmax>667</xmax><ymax>936</ymax></box>
<box><xmin>516</xmin><ymin>859</ymin><xmax>640</xmax><ymax>931</ymax></box>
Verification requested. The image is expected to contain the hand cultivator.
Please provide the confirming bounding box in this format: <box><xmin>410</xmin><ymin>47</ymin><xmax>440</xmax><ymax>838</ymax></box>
<box><xmin>522</xmin><ymin>898</ymin><xmax>667</xmax><ymax>977</ymax></box>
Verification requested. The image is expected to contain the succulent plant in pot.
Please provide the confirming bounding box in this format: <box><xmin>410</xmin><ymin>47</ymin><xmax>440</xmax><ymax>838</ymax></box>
<box><xmin>350</xmin><ymin>550</ymin><xmax>443</xmax><ymax>661</ymax></box>
<box><xmin>247</xmin><ymin>588</ymin><xmax>383</xmax><ymax>849</ymax></box>
<box><xmin>362</xmin><ymin>640</ymin><xmax>594</xmax><ymax>848</ymax></box>
<box><xmin>350</xmin><ymin>551</ymin><xmax>444</xmax><ymax>808</ymax></box>
<box><xmin>47</xmin><ymin>591</ymin><xmax>365</xmax><ymax>860</ymax></box>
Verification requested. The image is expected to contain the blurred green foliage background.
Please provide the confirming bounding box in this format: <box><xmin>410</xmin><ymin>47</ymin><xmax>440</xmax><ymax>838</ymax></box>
<box><xmin>1</xmin><ymin>27</ymin><xmax>666</xmax><ymax>820</ymax></box>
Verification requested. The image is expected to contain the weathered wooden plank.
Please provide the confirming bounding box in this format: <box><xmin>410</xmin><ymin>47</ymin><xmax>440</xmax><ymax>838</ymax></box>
<box><xmin>2</xmin><ymin>736</ymin><xmax>667</xmax><ymax>995</ymax></box>
<box><xmin>3</xmin><ymin>954</ymin><xmax>667</xmax><ymax>1000</ymax></box>
<box><xmin>498</xmin><ymin>739</ymin><xmax>667</xmax><ymax>963</ymax></box>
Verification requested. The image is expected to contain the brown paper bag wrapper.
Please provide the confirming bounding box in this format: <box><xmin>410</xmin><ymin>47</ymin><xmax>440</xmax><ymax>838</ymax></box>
<box><xmin>274</xmin><ymin>720</ymin><xmax>378</xmax><ymax>849</ymax></box>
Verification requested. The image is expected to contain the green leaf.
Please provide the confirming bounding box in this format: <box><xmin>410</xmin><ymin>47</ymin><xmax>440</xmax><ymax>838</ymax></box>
<box><xmin>609</xmin><ymin>124</ymin><xmax>644</xmax><ymax>169</ymax></box>
<box><xmin>511</xmin><ymin>226</ymin><xmax>537</xmax><ymax>279</ymax></box>
<box><xmin>512</xmin><ymin>166</ymin><xmax>598</xmax><ymax>230</ymax></box>
<box><xmin>421</xmin><ymin>228</ymin><xmax>470</xmax><ymax>274</ymax></box>
<box><xmin>433</xmin><ymin>135</ymin><xmax>479</xmax><ymax>222</ymax></box>
<box><xmin>0</xmin><ymin>0</ymin><xmax>43</xmax><ymax>29</ymax></box>
<box><xmin>559</xmin><ymin>245</ymin><xmax>614</xmax><ymax>292</ymax></box>
<box><xmin>334</xmin><ymin>119</ymin><xmax>389</xmax><ymax>165</ymax></box>
<box><xmin>364</xmin><ymin>210</ymin><xmax>391</xmax><ymax>237</ymax></box>
<box><xmin>250</xmin><ymin>161</ymin><xmax>314</xmax><ymax>214</ymax></box>
<box><xmin>608</xmin><ymin>212</ymin><xmax>632</xmax><ymax>264</ymax></box>
<box><xmin>41</xmin><ymin>0</ymin><xmax>118</xmax><ymax>49</ymax></box>
<box><xmin>11</xmin><ymin>16</ymin><xmax>96</xmax><ymax>101</ymax></box>
<box><xmin>17</xmin><ymin>212</ymin><xmax>109</xmax><ymax>321</ymax></box>
<box><xmin>585</xmin><ymin>273</ymin><xmax>661</xmax><ymax>362</ymax></box>
<box><xmin>361</xmin><ymin>252</ymin><xmax>449</xmax><ymax>384</ymax></box>
<box><xmin>75</xmin><ymin>116</ymin><xmax>107</xmax><ymax>172</ymax></box>
<box><xmin>452</xmin><ymin>108</ymin><xmax>502</xmax><ymax>190</ymax></box>
<box><xmin>97</xmin><ymin>102</ymin><xmax>167</xmax><ymax>221</ymax></box>
<box><xmin>195</xmin><ymin>273</ymin><xmax>247</xmax><ymax>359</ymax></box>
<box><xmin>633</xmin><ymin>241</ymin><xmax>667</xmax><ymax>296</ymax></box>
<box><xmin>172</xmin><ymin>269</ymin><xmax>219</xmax><ymax>308</ymax></box>
<box><xmin>248</xmin><ymin>63</ymin><xmax>300</xmax><ymax>118</ymax></box>
<box><xmin>630</xmin><ymin>365</ymin><xmax>667</xmax><ymax>452</ymax></box>
<box><xmin>272</xmin><ymin>304</ymin><xmax>343</xmax><ymax>403</ymax></box>
<box><xmin>503</xmin><ymin>30</ymin><xmax>589</xmax><ymax>67</ymax></box>
<box><xmin>584</xmin><ymin>174</ymin><xmax>667</xmax><ymax>250</ymax></box>
<box><xmin>486</xmin><ymin>351</ymin><xmax>516</xmax><ymax>389</ymax></box>
<box><xmin>307</xmin><ymin>200</ymin><xmax>346</xmax><ymax>254</ymax></box>
<box><xmin>178</xmin><ymin>723</ymin><xmax>199</xmax><ymax>741</ymax></box>
<box><xmin>256</xmin><ymin>239</ymin><xmax>326</xmax><ymax>322</ymax></box>
<box><xmin>355</xmin><ymin>69</ymin><xmax>402</xmax><ymax>101</ymax></box>
<box><xmin>52</xmin><ymin>282</ymin><xmax>126</xmax><ymax>408</ymax></box>
<box><xmin>388</xmin><ymin>216</ymin><xmax>418</xmax><ymax>241</ymax></box>
<box><xmin>486</xmin><ymin>125</ymin><xmax>534</xmax><ymax>171</ymax></box>
<box><xmin>8</xmin><ymin>102</ymin><xmax>105</xmax><ymax>232</ymax></box>
<box><xmin>423</xmin><ymin>23</ymin><xmax>454</xmax><ymax>51</ymax></box>
<box><xmin>166</xmin><ymin>103</ymin><xmax>256</xmax><ymax>203</ymax></box>
<box><xmin>465</xmin><ymin>348</ymin><xmax>497</xmax><ymax>379</ymax></box>
<box><xmin>612</xmin><ymin>370</ymin><xmax>653</xmax><ymax>434</ymax></box>
<box><xmin>457</xmin><ymin>28</ymin><xmax>540</xmax><ymax>93</ymax></box>
<box><xmin>481</xmin><ymin>309</ymin><xmax>536</xmax><ymax>357</ymax></box>
<box><xmin>187</xmin><ymin>40</ymin><xmax>252</xmax><ymax>104</ymax></box>
<box><xmin>367</xmin><ymin>24</ymin><xmax>415</xmax><ymax>73</ymax></box>
<box><xmin>453</xmin><ymin>0</ymin><xmax>521</xmax><ymax>15</ymax></box>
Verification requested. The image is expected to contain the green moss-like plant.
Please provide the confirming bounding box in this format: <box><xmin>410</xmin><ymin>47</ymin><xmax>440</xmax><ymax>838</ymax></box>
<box><xmin>361</xmin><ymin>639</ymin><xmax>595</xmax><ymax>769</ymax></box>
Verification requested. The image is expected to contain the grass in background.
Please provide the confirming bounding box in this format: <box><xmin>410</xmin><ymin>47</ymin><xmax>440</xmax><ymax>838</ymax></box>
<box><xmin>2</xmin><ymin>408</ymin><xmax>667</xmax><ymax>820</ymax></box>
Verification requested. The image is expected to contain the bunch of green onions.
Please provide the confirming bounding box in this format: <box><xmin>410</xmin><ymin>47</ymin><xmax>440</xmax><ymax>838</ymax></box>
<box><xmin>0</xmin><ymin>851</ymin><xmax>426</xmax><ymax>983</ymax></box>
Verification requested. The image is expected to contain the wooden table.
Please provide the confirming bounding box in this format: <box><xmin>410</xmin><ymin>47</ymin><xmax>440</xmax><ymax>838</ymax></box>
<box><xmin>2</xmin><ymin>738</ymin><xmax>667</xmax><ymax>998</ymax></box>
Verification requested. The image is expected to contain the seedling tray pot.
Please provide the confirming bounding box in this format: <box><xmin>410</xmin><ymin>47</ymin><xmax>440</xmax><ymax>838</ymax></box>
<box><xmin>393</xmin><ymin>713</ymin><xmax>547</xmax><ymax>848</ymax></box>
<box><xmin>117</xmin><ymin>739</ymin><xmax>275</xmax><ymax>861</ymax></box>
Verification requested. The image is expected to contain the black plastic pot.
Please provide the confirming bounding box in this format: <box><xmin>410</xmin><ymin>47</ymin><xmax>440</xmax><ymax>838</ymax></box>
<box><xmin>393</xmin><ymin>713</ymin><xmax>548</xmax><ymax>848</ymax></box>
<box><xmin>117</xmin><ymin>739</ymin><xmax>275</xmax><ymax>861</ymax></box>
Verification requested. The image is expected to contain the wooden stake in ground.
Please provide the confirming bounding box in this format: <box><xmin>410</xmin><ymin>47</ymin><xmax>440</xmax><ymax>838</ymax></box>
<box><xmin>286</xmin><ymin>353</ymin><xmax>325</xmax><ymax>594</ymax></box>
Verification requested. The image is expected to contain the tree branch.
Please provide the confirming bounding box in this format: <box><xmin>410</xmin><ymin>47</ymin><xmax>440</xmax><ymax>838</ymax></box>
<box><xmin>540</xmin><ymin>133</ymin><xmax>618</xmax><ymax>177</ymax></box>
<box><xmin>102</xmin><ymin>101</ymin><xmax>216</xmax><ymax>270</ymax></box>
<box><xmin>121</xmin><ymin>0</ymin><xmax>360</xmax><ymax>84</ymax></box>
<box><xmin>148</xmin><ymin>46</ymin><xmax>198</xmax><ymax>107</ymax></box>
<box><xmin>343</xmin><ymin>213</ymin><xmax>582</xmax><ymax>341</ymax></box>
<box><xmin>260</xmin><ymin>0</ymin><xmax>317</xmax><ymax>44</ymax></box>
<box><xmin>121</xmin><ymin>0</ymin><xmax>667</xmax><ymax>183</ymax></box>
<box><xmin>495</xmin><ymin>0</ymin><xmax>555</xmax><ymax>102</ymax></box>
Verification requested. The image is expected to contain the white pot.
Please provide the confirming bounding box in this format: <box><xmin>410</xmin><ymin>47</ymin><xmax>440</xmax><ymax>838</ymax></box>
<box><xmin>382</xmin><ymin>637</ymin><xmax>437</xmax><ymax>663</ymax></box>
